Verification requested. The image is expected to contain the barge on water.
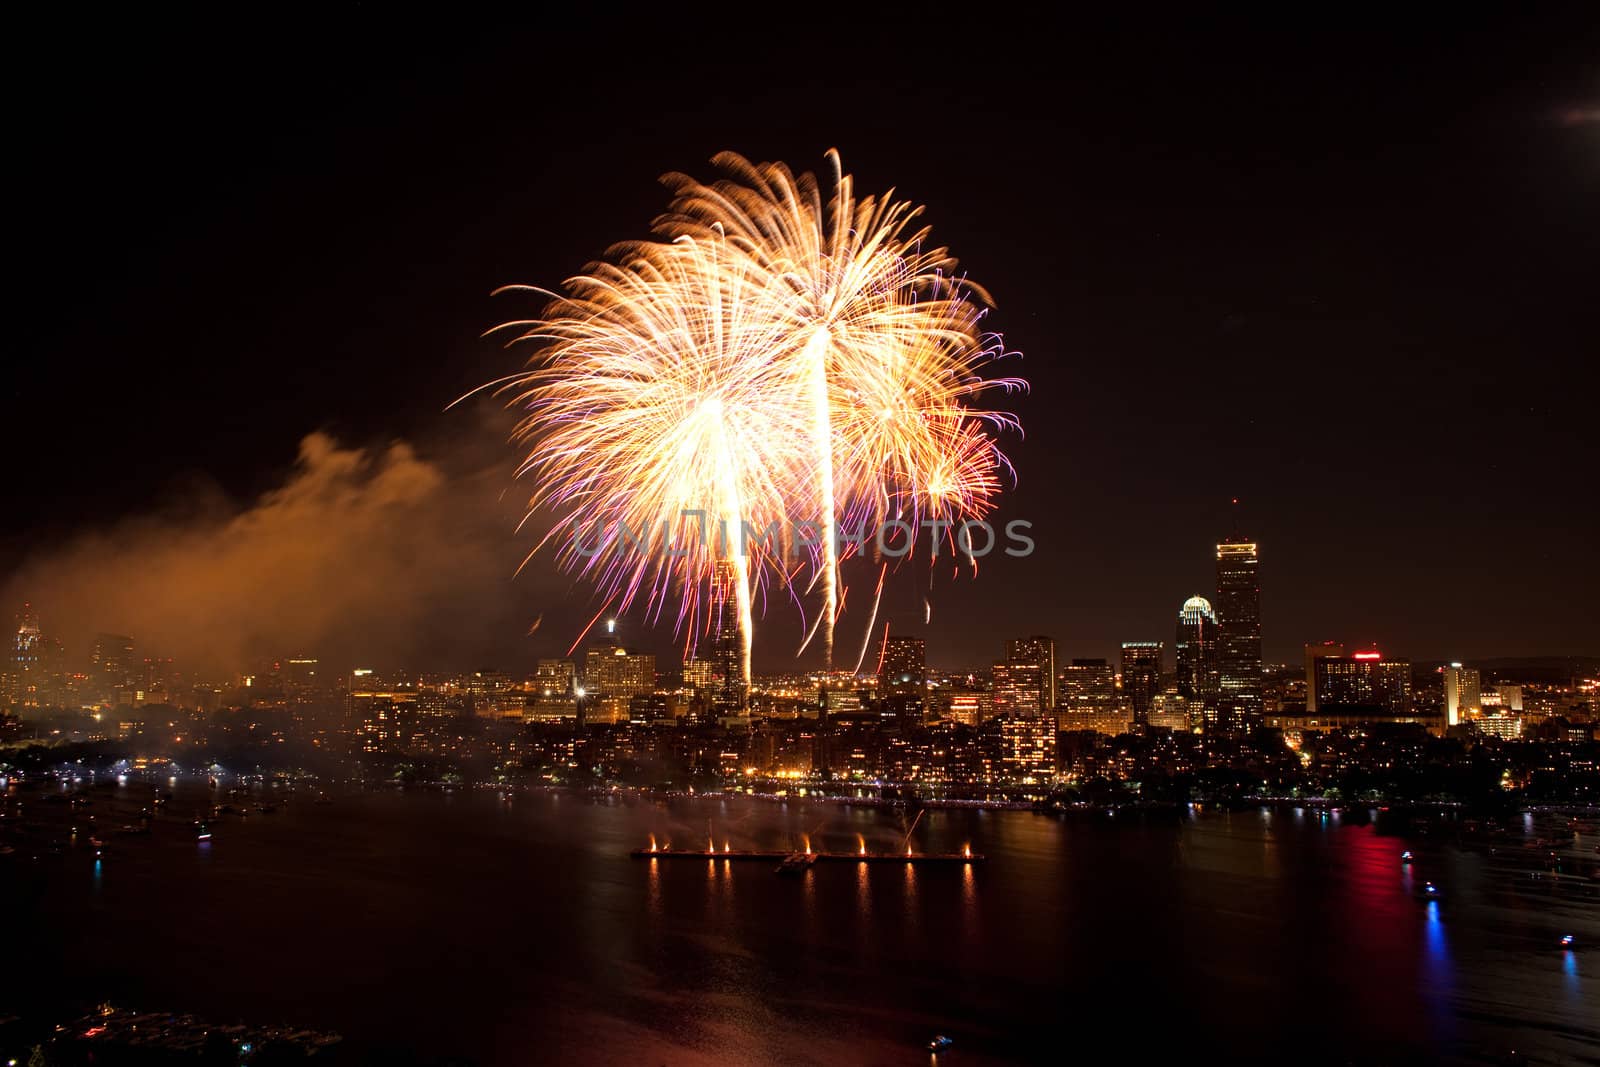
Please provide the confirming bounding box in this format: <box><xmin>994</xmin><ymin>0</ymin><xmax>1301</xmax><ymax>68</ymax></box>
<box><xmin>630</xmin><ymin>846</ymin><xmax>984</xmax><ymax>866</ymax></box>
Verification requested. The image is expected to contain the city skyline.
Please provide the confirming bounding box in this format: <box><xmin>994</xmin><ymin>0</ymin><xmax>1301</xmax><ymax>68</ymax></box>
<box><xmin>6</xmin><ymin>14</ymin><xmax>1597</xmax><ymax>676</ymax></box>
<box><xmin>6</xmin><ymin>518</ymin><xmax>1598</xmax><ymax>682</ymax></box>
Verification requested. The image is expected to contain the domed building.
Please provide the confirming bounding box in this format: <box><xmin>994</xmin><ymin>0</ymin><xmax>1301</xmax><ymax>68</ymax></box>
<box><xmin>1175</xmin><ymin>595</ymin><xmax>1219</xmax><ymax>723</ymax></box>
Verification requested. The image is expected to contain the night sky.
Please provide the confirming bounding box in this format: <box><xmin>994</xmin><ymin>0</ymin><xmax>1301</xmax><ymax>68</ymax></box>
<box><xmin>7</xmin><ymin>11</ymin><xmax>1598</xmax><ymax>673</ymax></box>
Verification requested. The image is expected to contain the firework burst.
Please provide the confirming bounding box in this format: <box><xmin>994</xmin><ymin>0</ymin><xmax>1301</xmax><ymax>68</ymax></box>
<box><xmin>656</xmin><ymin>151</ymin><xmax>1022</xmax><ymax>664</ymax></box>
<box><xmin>486</xmin><ymin>152</ymin><xmax>1022</xmax><ymax>685</ymax></box>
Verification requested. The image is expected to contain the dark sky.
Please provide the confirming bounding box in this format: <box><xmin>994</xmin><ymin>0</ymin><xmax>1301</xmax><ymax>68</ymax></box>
<box><xmin>6</xmin><ymin>10</ymin><xmax>1598</xmax><ymax>673</ymax></box>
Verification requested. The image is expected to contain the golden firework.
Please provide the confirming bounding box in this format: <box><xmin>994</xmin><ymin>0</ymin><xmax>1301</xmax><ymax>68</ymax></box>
<box><xmin>488</xmin><ymin>152</ymin><xmax>1022</xmax><ymax>682</ymax></box>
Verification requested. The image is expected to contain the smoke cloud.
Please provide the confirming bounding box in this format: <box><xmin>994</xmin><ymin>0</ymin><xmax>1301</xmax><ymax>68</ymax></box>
<box><xmin>1</xmin><ymin>416</ymin><xmax>587</xmax><ymax>678</ymax></box>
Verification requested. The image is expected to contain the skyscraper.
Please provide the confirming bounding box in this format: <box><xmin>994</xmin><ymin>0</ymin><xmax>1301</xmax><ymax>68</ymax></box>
<box><xmin>878</xmin><ymin>635</ymin><xmax>927</xmax><ymax>722</ymax></box>
<box><xmin>90</xmin><ymin>633</ymin><xmax>136</xmax><ymax>698</ymax></box>
<box><xmin>1442</xmin><ymin>662</ymin><xmax>1481</xmax><ymax>727</ymax></box>
<box><xmin>710</xmin><ymin>560</ymin><xmax>746</xmax><ymax>713</ymax></box>
<box><xmin>5</xmin><ymin>604</ymin><xmax>44</xmax><ymax>705</ymax></box>
<box><xmin>1174</xmin><ymin>596</ymin><xmax>1220</xmax><ymax>718</ymax></box>
<box><xmin>1003</xmin><ymin>636</ymin><xmax>1057</xmax><ymax>715</ymax></box>
<box><xmin>1120</xmin><ymin>641</ymin><xmax>1163</xmax><ymax>728</ymax></box>
<box><xmin>990</xmin><ymin>661</ymin><xmax>1038</xmax><ymax>717</ymax></box>
<box><xmin>878</xmin><ymin>636</ymin><xmax>927</xmax><ymax>694</ymax></box>
<box><xmin>12</xmin><ymin>604</ymin><xmax>41</xmax><ymax>671</ymax></box>
<box><xmin>1303</xmin><ymin>641</ymin><xmax>1346</xmax><ymax>713</ymax></box>
<box><xmin>1058</xmin><ymin>659</ymin><xmax>1116</xmax><ymax>714</ymax></box>
<box><xmin>1215</xmin><ymin>537</ymin><xmax>1262</xmax><ymax>730</ymax></box>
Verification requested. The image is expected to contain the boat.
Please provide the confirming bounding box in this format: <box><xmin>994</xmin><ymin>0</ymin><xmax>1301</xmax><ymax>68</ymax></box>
<box><xmin>194</xmin><ymin>820</ymin><xmax>213</xmax><ymax>842</ymax></box>
<box><xmin>1400</xmin><ymin>851</ymin><xmax>1414</xmax><ymax>863</ymax></box>
<box><xmin>775</xmin><ymin>853</ymin><xmax>817</xmax><ymax>876</ymax></box>
<box><xmin>1561</xmin><ymin>934</ymin><xmax>1576</xmax><ymax>948</ymax></box>
<box><xmin>928</xmin><ymin>1035</ymin><xmax>955</xmax><ymax>1052</ymax></box>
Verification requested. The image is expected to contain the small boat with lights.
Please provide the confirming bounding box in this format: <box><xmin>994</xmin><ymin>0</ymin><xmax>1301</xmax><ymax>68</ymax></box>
<box><xmin>775</xmin><ymin>852</ymin><xmax>818</xmax><ymax>876</ymax></box>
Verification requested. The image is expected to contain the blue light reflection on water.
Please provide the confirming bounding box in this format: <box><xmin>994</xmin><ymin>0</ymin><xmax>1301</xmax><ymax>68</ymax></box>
<box><xmin>1421</xmin><ymin>896</ymin><xmax>1457</xmax><ymax>1047</ymax></box>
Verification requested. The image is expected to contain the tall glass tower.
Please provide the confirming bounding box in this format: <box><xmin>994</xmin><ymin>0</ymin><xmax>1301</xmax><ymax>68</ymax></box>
<box><xmin>710</xmin><ymin>560</ymin><xmax>746</xmax><ymax>713</ymax></box>
<box><xmin>1120</xmin><ymin>641</ymin><xmax>1164</xmax><ymax>728</ymax></box>
<box><xmin>1214</xmin><ymin>538</ymin><xmax>1262</xmax><ymax>731</ymax></box>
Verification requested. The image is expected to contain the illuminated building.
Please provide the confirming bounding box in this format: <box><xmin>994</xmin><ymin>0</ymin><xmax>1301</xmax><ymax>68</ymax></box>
<box><xmin>521</xmin><ymin>659</ymin><xmax>577</xmax><ymax>722</ymax></box>
<box><xmin>1303</xmin><ymin>641</ymin><xmax>1346</xmax><ymax>713</ymax></box>
<box><xmin>629</xmin><ymin>693</ymin><xmax>679</xmax><ymax>723</ymax></box>
<box><xmin>463</xmin><ymin>670</ymin><xmax>519</xmax><ymax>718</ymax></box>
<box><xmin>991</xmin><ymin>661</ymin><xmax>1038</xmax><ymax>717</ymax></box>
<box><xmin>269</xmin><ymin>656</ymin><xmax>321</xmax><ymax>705</ymax></box>
<box><xmin>1312</xmin><ymin>650</ymin><xmax>1413</xmax><ymax>714</ymax></box>
<box><xmin>710</xmin><ymin>560</ymin><xmax>746</xmax><ymax>712</ymax></box>
<box><xmin>1057</xmin><ymin>659</ymin><xmax>1129</xmax><ymax>734</ymax></box>
<box><xmin>526</xmin><ymin>693</ymin><xmax>578</xmax><ymax>723</ymax></box>
<box><xmin>7</xmin><ymin>604</ymin><xmax>43</xmax><ymax>704</ymax></box>
<box><xmin>820</xmin><ymin>686</ymin><xmax>865</xmax><ymax>716</ymax></box>
<box><xmin>879</xmin><ymin>636</ymin><xmax>926</xmax><ymax>695</ymax></box>
<box><xmin>12</xmin><ymin>604</ymin><xmax>41</xmax><ymax>672</ymax></box>
<box><xmin>1120</xmin><ymin>641</ymin><xmax>1163</xmax><ymax>728</ymax></box>
<box><xmin>940</xmin><ymin>689</ymin><xmax>990</xmax><ymax>726</ymax></box>
<box><xmin>534</xmin><ymin>658</ymin><xmax>575</xmax><ymax>697</ymax></box>
<box><xmin>1215</xmin><ymin>538</ymin><xmax>1262</xmax><ymax>730</ymax></box>
<box><xmin>1058</xmin><ymin>659</ymin><xmax>1115</xmax><ymax>713</ymax></box>
<box><xmin>91</xmin><ymin>633</ymin><xmax>137</xmax><ymax>698</ymax></box>
<box><xmin>984</xmin><ymin>715</ymin><xmax>1057</xmax><ymax>783</ymax></box>
<box><xmin>583</xmin><ymin>647</ymin><xmax>656</xmax><ymax>702</ymax></box>
<box><xmin>1147</xmin><ymin>690</ymin><xmax>1194</xmax><ymax>731</ymax></box>
<box><xmin>1175</xmin><ymin>596</ymin><xmax>1219</xmax><ymax>715</ymax></box>
<box><xmin>681</xmin><ymin>656</ymin><xmax>714</xmax><ymax>691</ymax></box>
<box><xmin>1000</xmin><ymin>635</ymin><xmax>1056</xmax><ymax>716</ymax></box>
<box><xmin>877</xmin><ymin>635</ymin><xmax>927</xmax><ymax>723</ymax></box>
<box><xmin>1476</xmin><ymin>714</ymin><xmax>1522</xmax><ymax>740</ymax></box>
<box><xmin>347</xmin><ymin>686</ymin><xmax>419</xmax><ymax>753</ymax></box>
<box><xmin>1442</xmin><ymin>663</ymin><xmax>1481</xmax><ymax>727</ymax></box>
<box><xmin>1481</xmin><ymin>685</ymin><xmax>1522</xmax><ymax>712</ymax></box>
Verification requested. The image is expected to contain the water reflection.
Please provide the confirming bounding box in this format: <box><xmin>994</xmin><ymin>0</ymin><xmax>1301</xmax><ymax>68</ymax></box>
<box><xmin>902</xmin><ymin>862</ymin><xmax>919</xmax><ymax>938</ymax></box>
<box><xmin>1423</xmin><ymin>901</ymin><xmax>1448</xmax><ymax>965</ymax></box>
<box><xmin>14</xmin><ymin>786</ymin><xmax>1597</xmax><ymax>1064</ymax></box>
<box><xmin>855</xmin><ymin>860</ymin><xmax>872</xmax><ymax>922</ymax></box>
<box><xmin>1422</xmin><ymin>899</ymin><xmax>1456</xmax><ymax>1046</ymax></box>
<box><xmin>960</xmin><ymin>862</ymin><xmax>980</xmax><ymax>951</ymax></box>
